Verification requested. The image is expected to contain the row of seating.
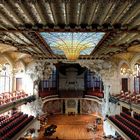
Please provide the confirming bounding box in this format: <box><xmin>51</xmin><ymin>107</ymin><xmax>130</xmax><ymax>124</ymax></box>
<box><xmin>113</xmin><ymin>91</ymin><xmax>140</xmax><ymax>104</ymax></box>
<box><xmin>133</xmin><ymin>112</ymin><xmax>140</xmax><ymax>120</ymax></box>
<box><xmin>0</xmin><ymin>112</ymin><xmax>23</xmax><ymax>128</ymax></box>
<box><xmin>0</xmin><ymin>114</ymin><xmax>28</xmax><ymax>137</ymax></box>
<box><xmin>115</xmin><ymin>115</ymin><xmax>140</xmax><ymax>136</ymax></box>
<box><xmin>109</xmin><ymin>116</ymin><xmax>140</xmax><ymax>139</ymax></box>
<box><xmin>0</xmin><ymin>113</ymin><xmax>34</xmax><ymax>140</ymax></box>
<box><xmin>0</xmin><ymin>91</ymin><xmax>28</xmax><ymax>105</ymax></box>
<box><xmin>0</xmin><ymin>116</ymin><xmax>6</xmax><ymax>122</ymax></box>
<box><xmin>120</xmin><ymin>112</ymin><xmax>140</xmax><ymax>127</ymax></box>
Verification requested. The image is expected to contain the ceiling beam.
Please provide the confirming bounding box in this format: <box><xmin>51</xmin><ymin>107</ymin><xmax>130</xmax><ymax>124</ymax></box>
<box><xmin>111</xmin><ymin>40</ymin><xmax>140</xmax><ymax>50</ymax></box>
<box><xmin>23</xmin><ymin>2</ymin><xmax>41</xmax><ymax>24</ymax></box>
<box><xmin>91</xmin><ymin>33</ymin><xmax>109</xmax><ymax>55</ymax></box>
<box><xmin>0</xmin><ymin>2</ymin><xmax>21</xmax><ymax>26</ymax></box>
<box><xmin>91</xmin><ymin>32</ymin><xmax>116</xmax><ymax>55</ymax></box>
<box><xmin>22</xmin><ymin>31</ymin><xmax>53</xmax><ymax>58</ymax></box>
<box><xmin>98</xmin><ymin>2</ymin><xmax>115</xmax><ymax>25</ymax></box>
<box><xmin>49</xmin><ymin>2</ymin><xmax>58</xmax><ymax>25</ymax></box>
<box><xmin>34</xmin><ymin>1</ymin><xmax>47</xmax><ymax>24</ymax></box>
<box><xmin>39</xmin><ymin>0</ymin><xmax>54</xmax><ymax>24</ymax></box>
<box><xmin>0</xmin><ymin>13</ymin><xmax>16</xmax><ymax>29</ymax></box>
<box><xmin>0</xmin><ymin>39</ymin><xmax>32</xmax><ymax>53</ymax></box>
<box><xmin>7</xmin><ymin>0</ymin><xmax>32</xmax><ymax>24</ymax></box>
<box><xmin>64</xmin><ymin>1</ymin><xmax>69</xmax><ymax>25</ymax></box>
<box><xmin>112</xmin><ymin>1</ymin><xmax>132</xmax><ymax>24</ymax></box>
<box><xmin>120</xmin><ymin>2</ymin><xmax>140</xmax><ymax>25</ymax></box>
<box><xmin>12</xmin><ymin>33</ymin><xmax>32</xmax><ymax>45</ymax></box>
<box><xmin>22</xmin><ymin>32</ymin><xmax>47</xmax><ymax>56</ymax></box>
<box><xmin>34</xmin><ymin>32</ymin><xmax>53</xmax><ymax>55</ymax></box>
<box><xmin>0</xmin><ymin>27</ymin><xmax>140</xmax><ymax>32</ymax></box>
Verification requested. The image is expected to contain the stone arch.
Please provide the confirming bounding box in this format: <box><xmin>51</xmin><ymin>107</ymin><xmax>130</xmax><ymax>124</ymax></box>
<box><xmin>130</xmin><ymin>54</ymin><xmax>140</xmax><ymax>69</ymax></box>
<box><xmin>118</xmin><ymin>60</ymin><xmax>130</xmax><ymax>71</ymax></box>
<box><xmin>118</xmin><ymin>60</ymin><xmax>130</xmax><ymax>77</ymax></box>
<box><xmin>14</xmin><ymin>60</ymin><xmax>26</xmax><ymax>73</ymax></box>
<box><xmin>1</xmin><ymin>53</ymin><xmax>14</xmax><ymax>69</ymax></box>
<box><xmin>26</xmin><ymin>60</ymin><xmax>36</xmax><ymax>72</ymax></box>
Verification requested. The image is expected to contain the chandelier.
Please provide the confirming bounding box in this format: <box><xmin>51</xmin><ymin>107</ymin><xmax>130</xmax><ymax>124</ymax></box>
<box><xmin>57</xmin><ymin>40</ymin><xmax>91</xmax><ymax>60</ymax></box>
<box><xmin>40</xmin><ymin>32</ymin><xmax>105</xmax><ymax>61</ymax></box>
<box><xmin>120</xmin><ymin>67</ymin><xmax>137</xmax><ymax>77</ymax></box>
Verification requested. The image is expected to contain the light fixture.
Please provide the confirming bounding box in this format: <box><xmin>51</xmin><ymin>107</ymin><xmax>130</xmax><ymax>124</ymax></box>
<box><xmin>120</xmin><ymin>67</ymin><xmax>137</xmax><ymax>77</ymax></box>
<box><xmin>135</xmin><ymin>64</ymin><xmax>140</xmax><ymax>76</ymax></box>
<box><xmin>40</xmin><ymin>32</ymin><xmax>105</xmax><ymax>61</ymax></box>
<box><xmin>57</xmin><ymin>41</ymin><xmax>91</xmax><ymax>60</ymax></box>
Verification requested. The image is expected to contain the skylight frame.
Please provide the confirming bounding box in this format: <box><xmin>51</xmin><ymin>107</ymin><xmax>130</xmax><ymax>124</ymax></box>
<box><xmin>40</xmin><ymin>32</ymin><xmax>105</xmax><ymax>58</ymax></box>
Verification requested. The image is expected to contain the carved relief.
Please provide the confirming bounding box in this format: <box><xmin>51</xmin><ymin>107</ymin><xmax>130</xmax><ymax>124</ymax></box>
<box><xmin>26</xmin><ymin>60</ymin><xmax>55</xmax><ymax>94</ymax></box>
<box><xmin>43</xmin><ymin>100</ymin><xmax>62</xmax><ymax>114</ymax></box>
<box><xmin>81</xmin><ymin>100</ymin><xmax>102</xmax><ymax>114</ymax></box>
<box><xmin>29</xmin><ymin>98</ymin><xmax>43</xmax><ymax>116</ymax></box>
<box><xmin>67</xmin><ymin>99</ymin><xmax>76</xmax><ymax>108</ymax></box>
<box><xmin>77</xmin><ymin>60</ymin><xmax>116</xmax><ymax>82</ymax></box>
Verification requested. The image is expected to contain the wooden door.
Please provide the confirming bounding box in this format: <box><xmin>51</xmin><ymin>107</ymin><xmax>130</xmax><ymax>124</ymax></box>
<box><xmin>122</xmin><ymin>78</ymin><xmax>128</xmax><ymax>92</ymax></box>
<box><xmin>16</xmin><ymin>78</ymin><xmax>22</xmax><ymax>91</ymax></box>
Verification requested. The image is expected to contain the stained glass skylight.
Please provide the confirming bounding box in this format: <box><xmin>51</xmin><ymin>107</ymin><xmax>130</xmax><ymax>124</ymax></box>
<box><xmin>40</xmin><ymin>32</ymin><xmax>105</xmax><ymax>60</ymax></box>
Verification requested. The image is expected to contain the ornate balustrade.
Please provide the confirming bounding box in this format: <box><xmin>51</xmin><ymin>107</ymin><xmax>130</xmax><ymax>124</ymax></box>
<box><xmin>0</xmin><ymin>95</ymin><xmax>36</xmax><ymax>115</ymax></box>
<box><xmin>0</xmin><ymin>91</ymin><xmax>28</xmax><ymax>105</ymax></box>
<box><xmin>112</xmin><ymin>92</ymin><xmax>140</xmax><ymax>104</ymax></box>
<box><xmin>86</xmin><ymin>89</ymin><xmax>104</xmax><ymax>98</ymax></box>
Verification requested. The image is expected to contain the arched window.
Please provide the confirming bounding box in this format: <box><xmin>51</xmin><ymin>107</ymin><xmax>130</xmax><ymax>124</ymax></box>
<box><xmin>120</xmin><ymin>63</ymin><xmax>129</xmax><ymax>92</ymax></box>
<box><xmin>134</xmin><ymin>63</ymin><xmax>140</xmax><ymax>94</ymax></box>
<box><xmin>0</xmin><ymin>63</ymin><xmax>11</xmax><ymax>94</ymax></box>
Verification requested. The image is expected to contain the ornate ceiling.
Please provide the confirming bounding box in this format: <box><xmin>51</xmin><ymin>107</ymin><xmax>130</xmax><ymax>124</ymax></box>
<box><xmin>40</xmin><ymin>32</ymin><xmax>105</xmax><ymax>60</ymax></box>
<box><xmin>0</xmin><ymin>0</ymin><xmax>140</xmax><ymax>64</ymax></box>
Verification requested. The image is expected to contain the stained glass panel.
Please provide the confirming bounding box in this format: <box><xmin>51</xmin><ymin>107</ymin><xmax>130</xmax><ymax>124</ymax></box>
<box><xmin>40</xmin><ymin>32</ymin><xmax>105</xmax><ymax>59</ymax></box>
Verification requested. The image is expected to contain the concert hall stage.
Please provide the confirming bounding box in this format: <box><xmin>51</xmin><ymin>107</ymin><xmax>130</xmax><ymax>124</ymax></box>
<box><xmin>38</xmin><ymin>114</ymin><xmax>103</xmax><ymax>140</ymax></box>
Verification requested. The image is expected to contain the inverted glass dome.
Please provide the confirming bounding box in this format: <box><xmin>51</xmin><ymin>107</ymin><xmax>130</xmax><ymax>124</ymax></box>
<box><xmin>40</xmin><ymin>32</ymin><xmax>105</xmax><ymax>60</ymax></box>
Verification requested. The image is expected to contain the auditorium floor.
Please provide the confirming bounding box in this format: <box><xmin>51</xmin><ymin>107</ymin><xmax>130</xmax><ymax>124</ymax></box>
<box><xmin>36</xmin><ymin>114</ymin><xmax>104</xmax><ymax>140</ymax></box>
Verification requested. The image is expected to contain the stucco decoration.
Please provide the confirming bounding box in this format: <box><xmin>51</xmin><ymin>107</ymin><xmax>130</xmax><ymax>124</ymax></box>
<box><xmin>77</xmin><ymin>59</ymin><xmax>116</xmax><ymax>82</ymax></box>
<box><xmin>81</xmin><ymin>100</ymin><xmax>102</xmax><ymax>114</ymax></box>
<box><xmin>26</xmin><ymin>60</ymin><xmax>56</xmax><ymax>114</ymax></box>
<box><xmin>43</xmin><ymin>100</ymin><xmax>62</xmax><ymax>114</ymax></box>
<box><xmin>67</xmin><ymin>99</ymin><xmax>76</xmax><ymax>108</ymax></box>
<box><xmin>26</xmin><ymin>60</ymin><xmax>56</xmax><ymax>95</ymax></box>
<box><xmin>108</xmin><ymin>102</ymin><xmax>121</xmax><ymax>116</ymax></box>
<box><xmin>26</xmin><ymin>60</ymin><xmax>56</xmax><ymax>81</ymax></box>
<box><xmin>29</xmin><ymin>97</ymin><xmax>44</xmax><ymax>116</ymax></box>
<box><xmin>14</xmin><ymin>60</ymin><xmax>25</xmax><ymax>73</ymax></box>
